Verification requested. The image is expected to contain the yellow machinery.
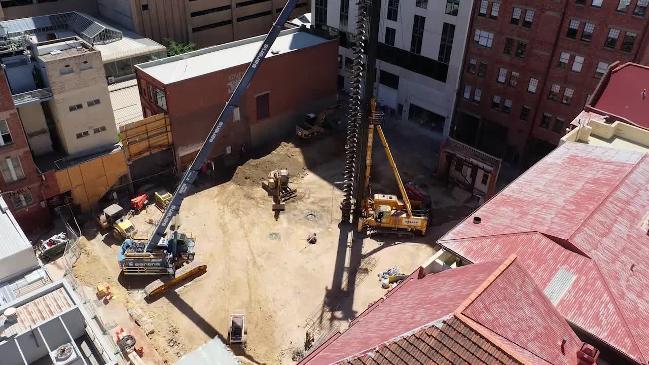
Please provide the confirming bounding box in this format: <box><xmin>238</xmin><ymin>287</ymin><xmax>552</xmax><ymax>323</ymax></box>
<box><xmin>98</xmin><ymin>204</ymin><xmax>138</xmax><ymax>240</ymax></box>
<box><xmin>358</xmin><ymin>100</ymin><xmax>428</xmax><ymax>236</ymax></box>
<box><xmin>262</xmin><ymin>169</ymin><xmax>297</xmax><ymax>212</ymax></box>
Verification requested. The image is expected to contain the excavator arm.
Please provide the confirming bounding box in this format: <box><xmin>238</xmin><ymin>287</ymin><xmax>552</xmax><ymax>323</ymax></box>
<box><xmin>375</xmin><ymin>125</ymin><xmax>413</xmax><ymax>217</ymax></box>
<box><xmin>148</xmin><ymin>0</ymin><xmax>300</xmax><ymax>248</ymax></box>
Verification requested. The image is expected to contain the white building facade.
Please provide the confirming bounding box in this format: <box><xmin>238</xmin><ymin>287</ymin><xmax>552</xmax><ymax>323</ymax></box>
<box><xmin>312</xmin><ymin>0</ymin><xmax>473</xmax><ymax>137</ymax></box>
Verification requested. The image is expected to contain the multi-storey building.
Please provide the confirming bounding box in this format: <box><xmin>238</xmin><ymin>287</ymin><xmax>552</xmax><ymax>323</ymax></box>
<box><xmin>455</xmin><ymin>0</ymin><xmax>649</xmax><ymax>164</ymax></box>
<box><xmin>0</xmin><ymin>0</ymin><xmax>97</xmax><ymax>20</ymax></box>
<box><xmin>0</xmin><ymin>68</ymin><xmax>50</xmax><ymax>231</ymax></box>
<box><xmin>98</xmin><ymin>0</ymin><xmax>310</xmax><ymax>49</ymax></box>
<box><xmin>313</xmin><ymin>0</ymin><xmax>473</xmax><ymax>137</ymax></box>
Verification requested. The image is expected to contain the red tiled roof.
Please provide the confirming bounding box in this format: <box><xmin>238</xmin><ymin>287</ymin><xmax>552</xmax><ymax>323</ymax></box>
<box><xmin>439</xmin><ymin>142</ymin><xmax>649</xmax><ymax>363</ymax></box>
<box><xmin>300</xmin><ymin>258</ymin><xmax>590</xmax><ymax>365</ymax></box>
<box><xmin>592</xmin><ymin>63</ymin><xmax>649</xmax><ymax>129</ymax></box>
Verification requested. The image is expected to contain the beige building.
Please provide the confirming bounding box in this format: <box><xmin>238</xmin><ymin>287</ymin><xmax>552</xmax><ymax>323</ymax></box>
<box><xmin>561</xmin><ymin>111</ymin><xmax>649</xmax><ymax>153</ymax></box>
<box><xmin>35</xmin><ymin>38</ymin><xmax>118</xmax><ymax>156</ymax></box>
<box><xmin>98</xmin><ymin>0</ymin><xmax>310</xmax><ymax>48</ymax></box>
<box><xmin>0</xmin><ymin>0</ymin><xmax>97</xmax><ymax>20</ymax></box>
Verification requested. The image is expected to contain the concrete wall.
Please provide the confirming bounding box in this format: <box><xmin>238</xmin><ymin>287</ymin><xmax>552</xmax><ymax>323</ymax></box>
<box><xmin>40</xmin><ymin>45</ymin><xmax>118</xmax><ymax>156</ymax></box>
<box><xmin>136</xmin><ymin>35</ymin><xmax>338</xmax><ymax>168</ymax></box>
<box><xmin>0</xmin><ymin>0</ymin><xmax>97</xmax><ymax>20</ymax></box>
<box><xmin>97</xmin><ymin>0</ymin><xmax>136</xmax><ymax>31</ymax></box>
<box><xmin>17</xmin><ymin>103</ymin><xmax>52</xmax><ymax>156</ymax></box>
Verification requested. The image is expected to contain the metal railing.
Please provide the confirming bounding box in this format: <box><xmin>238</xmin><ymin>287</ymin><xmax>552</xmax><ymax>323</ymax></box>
<box><xmin>12</xmin><ymin>88</ymin><xmax>53</xmax><ymax>106</ymax></box>
<box><xmin>58</xmin><ymin>208</ymin><xmax>126</xmax><ymax>364</ymax></box>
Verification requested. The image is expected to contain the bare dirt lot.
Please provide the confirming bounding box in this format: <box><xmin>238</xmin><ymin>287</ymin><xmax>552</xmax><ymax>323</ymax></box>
<box><xmin>69</xmin><ymin>122</ymin><xmax>474</xmax><ymax>364</ymax></box>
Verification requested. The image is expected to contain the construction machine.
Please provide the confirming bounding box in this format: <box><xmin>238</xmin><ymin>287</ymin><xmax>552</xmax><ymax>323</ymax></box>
<box><xmin>118</xmin><ymin>0</ymin><xmax>301</xmax><ymax>292</ymax></box>
<box><xmin>262</xmin><ymin>169</ymin><xmax>297</xmax><ymax>212</ymax></box>
<box><xmin>98</xmin><ymin>204</ymin><xmax>137</xmax><ymax>240</ymax></box>
<box><xmin>357</xmin><ymin>100</ymin><xmax>429</xmax><ymax>236</ymax></box>
<box><xmin>296</xmin><ymin>105</ymin><xmax>339</xmax><ymax>139</ymax></box>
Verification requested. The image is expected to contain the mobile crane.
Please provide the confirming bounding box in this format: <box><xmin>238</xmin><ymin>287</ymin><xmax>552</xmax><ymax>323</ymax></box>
<box><xmin>117</xmin><ymin>0</ymin><xmax>301</xmax><ymax>289</ymax></box>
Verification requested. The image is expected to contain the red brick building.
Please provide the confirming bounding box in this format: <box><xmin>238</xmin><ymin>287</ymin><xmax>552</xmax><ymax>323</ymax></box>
<box><xmin>0</xmin><ymin>68</ymin><xmax>50</xmax><ymax>233</ymax></box>
<box><xmin>135</xmin><ymin>28</ymin><xmax>338</xmax><ymax>169</ymax></box>
<box><xmin>454</xmin><ymin>0</ymin><xmax>649</xmax><ymax>165</ymax></box>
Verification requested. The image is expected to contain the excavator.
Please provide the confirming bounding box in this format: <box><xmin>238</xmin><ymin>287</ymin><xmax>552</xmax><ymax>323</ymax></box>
<box><xmin>356</xmin><ymin>100</ymin><xmax>429</xmax><ymax>236</ymax></box>
<box><xmin>117</xmin><ymin>0</ymin><xmax>301</xmax><ymax>297</ymax></box>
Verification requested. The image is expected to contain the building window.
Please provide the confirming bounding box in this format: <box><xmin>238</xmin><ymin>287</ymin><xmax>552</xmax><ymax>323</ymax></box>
<box><xmin>379</xmin><ymin>70</ymin><xmax>399</xmax><ymax>89</ymax></box>
<box><xmin>567</xmin><ymin>19</ymin><xmax>580</xmax><ymax>38</ymax></box>
<box><xmin>75</xmin><ymin>131</ymin><xmax>90</xmax><ymax>139</ymax></box>
<box><xmin>528</xmin><ymin>78</ymin><xmax>539</xmax><ymax>93</ymax></box>
<box><xmin>490</xmin><ymin>2</ymin><xmax>500</xmax><ymax>18</ymax></box>
<box><xmin>339</xmin><ymin>0</ymin><xmax>349</xmax><ymax>27</ymax></box>
<box><xmin>509</xmin><ymin>71</ymin><xmax>519</xmax><ymax>87</ymax></box>
<box><xmin>87</xmin><ymin>99</ymin><xmax>101</xmax><ymax>107</ymax></box>
<box><xmin>540</xmin><ymin>113</ymin><xmax>552</xmax><ymax>128</ymax></box>
<box><xmin>515</xmin><ymin>41</ymin><xmax>527</xmax><ymax>58</ymax></box>
<box><xmin>256</xmin><ymin>93</ymin><xmax>270</xmax><ymax>120</ymax></box>
<box><xmin>520</xmin><ymin>105</ymin><xmax>531</xmax><ymax>121</ymax></box>
<box><xmin>446</xmin><ymin>0</ymin><xmax>460</xmax><ymax>15</ymax></box>
<box><xmin>634</xmin><ymin>0</ymin><xmax>648</xmax><ymax>15</ymax></box>
<box><xmin>387</xmin><ymin>0</ymin><xmax>399</xmax><ymax>21</ymax></box>
<box><xmin>59</xmin><ymin>65</ymin><xmax>73</xmax><ymax>75</ymax></box>
<box><xmin>595</xmin><ymin>61</ymin><xmax>609</xmax><ymax>77</ymax></box>
<box><xmin>0</xmin><ymin>120</ymin><xmax>13</xmax><ymax>146</ymax></box>
<box><xmin>581</xmin><ymin>22</ymin><xmax>594</xmax><ymax>42</ymax></box>
<box><xmin>572</xmin><ymin>56</ymin><xmax>584</xmax><ymax>72</ymax></box>
<box><xmin>523</xmin><ymin>9</ymin><xmax>534</xmax><ymax>27</ymax></box>
<box><xmin>559</xmin><ymin>52</ymin><xmax>570</xmax><ymax>68</ymax></box>
<box><xmin>12</xmin><ymin>191</ymin><xmax>33</xmax><ymax>209</ymax></box>
<box><xmin>154</xmin><ymin>89</ymin><xmax>167</xmax><ymax>110</ymax></box>
<box><xmin>553</xmin><ymin>118</ymin><xmax>565</xmax><ymax>133</ymax></box>
<box><xmin>463</xmin><ymin>85</ymin><xmax>472</xmax><ymax>99</ymax></box>
<box><xmin>473</xmin><ymin>87</ymin><xmax>482</xmax><ymax>102</ymax></box>
<box><xmin>142</xmin><ymin>4</ymin><xmax>149</xmax><ymax>11</ymax></box>
<box><xmin>416</xmin><ymin>0</ymin><xmax>428</xmax><ymax>9</ymax></box>
<box><xmin>503</xmin><ymin>99</ymin><xmax>512</xmax><ymax>113</ymax></box>
<box><xmin>591</xmin><ymin>0</ymin><xmax>603</xmax><ymax>7</ymax></box>
<box><xmin>492</xmin><ymin>95</ymin><xmax>501</xmax><ymax>109</ymax></box>
<box><xmin>467</xmin><ymin>58</ymin><xmax>477</xmax><ymax>74</ymax></box>
<box><xmin>1</xmin><ymin>156</ymin><xmax>25</xmax><ymax>183</ymax></box>
<box><xmin>481</xmin><ymin>173</ymin><xmax>489</xmax><ymax>185</ymax></box>
<box><xmin>479</xmin><ymin>0</ymin><xmax>488</xmax><ymax>16</ymax></box>
<box><xmin>93</xmin><ymin>126</ymin><xmax>107</xmax><ymax>134</ymax></box>
<box><xmin>503</xmin><ymin>37</ymin><xmax>513</xmax><ymax>55</ymax></box>
<box><xmin>617</xmin><ymin>0</ymin><xmax>630</xmax><ymax>11</ymax></box>
<box><xmin>438</xmin><ymin>23</ymin><xmax>455</xmax><ymax>64</ymax></box>
<box><xmin>621</xmin><ymin>32</ymin><xmax>637</xmax><ymax>52</ymax></box>
<box><xmin>562</xmin><ymin>88</ymin><xmax>574</xmax><ymax>104</ymax></box>
<box><xmin>69</xmin><ymin>104</ymin><xmax>83</xmax><ymax>112</ymax></box>
<box><xmin>478</xmin><ymin>62</ymin><xmax>488</xmax><ymax>77</ymax></box>
<box><xmin>497</xmin><ymin>67</ymin><xmax>508</xmax><ymax>83</ymax></box>
<box><xmin>385</xmin><ymin>27</ymin><xmax>396</xmax><ymax>46</ymax></box>
<box><xmin>411</xmin><ymin>15</ymin><xmax>425</xmax><ymax>54</ymax></box>
<box><xmin>511</xmin><ymin>7</ymin><xmax>522</xmax><ymax>24</ymax></box>
<box><xmin>605</xmin><ymin>28</ymin><xmax>620</xmax><ymax>48</ymax></box>
<box><xmin>548</xmin><ymin>84</ymin><xmax>561</xmax><ymax>101</ymax></box>
<box><xmin>315</xmin><ymin>0</ymin><xmax>327</xmax><ymax>26</ymax></box>
<box><xmin>475</xmin><ymin>30</ymin><xmax>494</xmax><ymax>48</ymax></box>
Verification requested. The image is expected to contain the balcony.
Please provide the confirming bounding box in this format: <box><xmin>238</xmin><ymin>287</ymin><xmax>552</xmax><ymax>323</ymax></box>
<box><xmin>12</xmin><ymin>88</ymin><xmax>53</xmax><ymax>107</ymax></box>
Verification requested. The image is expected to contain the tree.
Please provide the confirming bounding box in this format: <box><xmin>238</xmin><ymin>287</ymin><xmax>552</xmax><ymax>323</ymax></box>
<box><xmin>165</xmin><ymin>39</ymin><xmax>196</xmax><ymax>56</ymax></box>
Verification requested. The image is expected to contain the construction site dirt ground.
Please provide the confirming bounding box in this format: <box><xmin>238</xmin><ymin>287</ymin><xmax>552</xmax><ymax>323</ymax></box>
<box><xmin>65</xmin><ymin>121</ymin><xmax>476</xmax><ymax>364</ymax></box>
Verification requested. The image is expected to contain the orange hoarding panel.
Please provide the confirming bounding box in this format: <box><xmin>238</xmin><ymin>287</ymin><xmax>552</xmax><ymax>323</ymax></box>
<box><xmin>120</xmin><ymin>114</ymin><xmax>173</xmax><ymax>162</ymax></box>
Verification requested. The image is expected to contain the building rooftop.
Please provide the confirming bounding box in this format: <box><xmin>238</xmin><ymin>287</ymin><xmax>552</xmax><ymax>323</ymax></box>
<box><xmin>439</xmin><ymin>141</ymin><xmax>649</xmax><ymax>364</ymax></box>
<box><xmin>137</xmin><ymin>28</ymin><xmax>330</xmax><ymax>85</ymax></box>
<box><xmin>35</xmin><ymin>37</ymin><xmax>94</xmax><ymax>62</ymax></box>
<box><xmin>301</xmin><ymin>257</ymin><xmax>594</xmax><ymax>365</ymax></box>
<box><xmin>562</xmin><ymin>111</ymin><xmax>649</xmax><ymax>153</ymax></box>
<box><xmin>589</xmin><ymin>62</ymin><xmax>649</xmax><ymax>130</ymax></box>
<box><xmin>109</xmin><ymin>79</ymin><xmax>143</xmax><ymax>126</ymax></box>
<box><xmin>0</xmin><ymin>198</ymin><xmax>38</xmax><ymax>282</ymax></box>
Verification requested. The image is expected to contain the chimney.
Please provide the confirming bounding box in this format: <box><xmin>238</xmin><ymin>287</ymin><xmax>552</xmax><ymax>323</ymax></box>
<box><xmin>576</xmin><ymin>343</ymin><xmax>599</xmax><ymax>365</ymax></box>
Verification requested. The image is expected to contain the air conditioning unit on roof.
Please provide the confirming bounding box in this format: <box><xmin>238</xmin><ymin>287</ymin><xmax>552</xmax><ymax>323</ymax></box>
<box><xmin>50</xmin><ymin>343</ymin><xmax>78</xmax><ymax>365</ymax></box>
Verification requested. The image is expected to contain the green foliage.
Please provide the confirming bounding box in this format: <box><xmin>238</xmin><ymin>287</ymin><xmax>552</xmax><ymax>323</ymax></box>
<box><xmin>165</xmin><ymin>39</ymin><xmax>196</xmax><ymax>56</ymax></box>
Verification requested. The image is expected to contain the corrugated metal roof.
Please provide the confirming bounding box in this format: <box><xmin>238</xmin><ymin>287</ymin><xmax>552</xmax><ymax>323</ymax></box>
<box><xmin>439</xmin><ymin>142</ymin><xmax>649</xmax><ymax>363</ymax></box>
<box><xmin>301</xmin><ymin>259</ymin><xmax>589</xmax><ymax>365</ymax></box>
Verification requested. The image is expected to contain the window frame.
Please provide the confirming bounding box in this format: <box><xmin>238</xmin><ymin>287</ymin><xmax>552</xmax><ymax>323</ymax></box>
<box><xmin>0</xmin><ymin>120</ymin><xmax>12</xmax><ymax>146</ymax></box>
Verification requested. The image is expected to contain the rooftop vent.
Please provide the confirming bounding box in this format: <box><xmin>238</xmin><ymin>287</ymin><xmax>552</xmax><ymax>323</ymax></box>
<box><xmin>473</xmin><ymin>216</ymin><xmax>481</xmax><ymax>224</ymax></box>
